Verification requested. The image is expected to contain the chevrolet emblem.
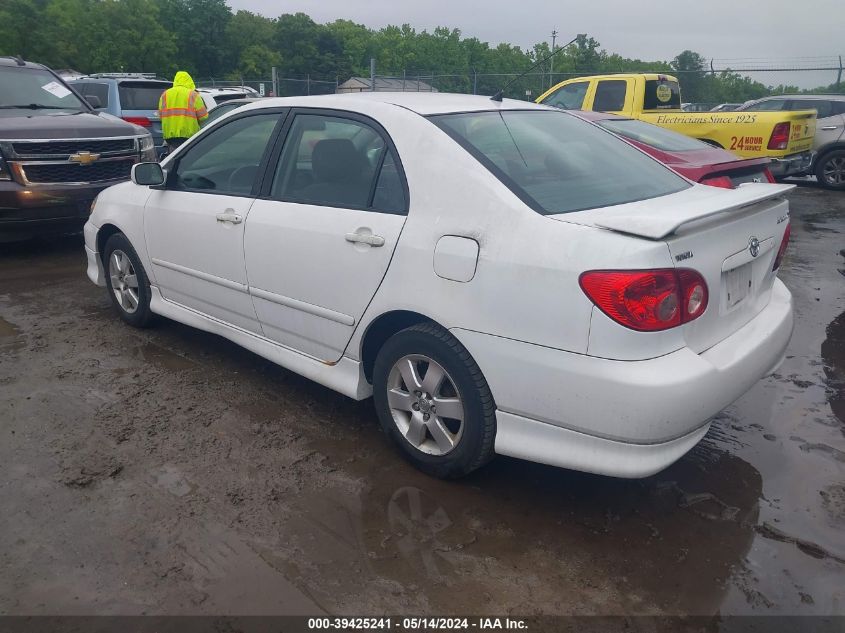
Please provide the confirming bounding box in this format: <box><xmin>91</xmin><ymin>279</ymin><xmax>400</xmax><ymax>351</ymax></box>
<box><xmin>69</xmin><ymin>151</ymin><xmax>101</xmax><ymax>165</ymax></box>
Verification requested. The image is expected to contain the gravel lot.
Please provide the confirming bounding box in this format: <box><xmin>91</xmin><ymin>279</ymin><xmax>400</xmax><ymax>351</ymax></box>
<box><xmin>1</xmin><ymin>182</ymin><xmax>843</xmax><ymax>616</ymax></box>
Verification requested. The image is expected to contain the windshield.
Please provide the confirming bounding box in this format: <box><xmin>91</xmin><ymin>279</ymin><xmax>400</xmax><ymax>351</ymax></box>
<box><xmin>431</xmin><ymin>110</ymin><xmax>689</xmax><ymax>215</ymax></box>
<box><xmin>0</xmin><ymin>66</ymin><xmax>87</xmax><ymax>111</ymax></box>
<box><xmin>597</xmin><ymin>118</ymin><xmax>711</xmax><ymax>152</ymax></box>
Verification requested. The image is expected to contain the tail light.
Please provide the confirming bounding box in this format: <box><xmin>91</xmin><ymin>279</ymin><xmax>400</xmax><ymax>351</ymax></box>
<box><xmin>763</xmin><ymin>167</ymin><xmax>776</xmax><ymax>183</ymax></box>
<box><xmin>767</xmin><ymin>122</ymin><xmax>791</xmax><ymax>150</ymax></box>
<box><xmin>579</xmin><ymin>269</ymin><xmax>709</xmax><ymax>332</ymax></box>
<box><xmin>772</xmin><ymin>222</ymin><xmax>791</xmax><ymax>271</ymax></box>
<box><xmin>123</xmin><ymin>116</ymin><xmax>152</xmax><ymax>127</ymax></box>
<box><xmin>700</xmin><ymin>175</ymin><xmax>734</xmax><ymax>189</ymax></box>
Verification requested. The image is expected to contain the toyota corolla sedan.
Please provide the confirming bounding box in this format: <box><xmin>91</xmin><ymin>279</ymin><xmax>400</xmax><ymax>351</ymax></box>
<box><xmin>84</xmin><ymin>93</ymin><xmax>794</xmax><ymax>479</ymax></box>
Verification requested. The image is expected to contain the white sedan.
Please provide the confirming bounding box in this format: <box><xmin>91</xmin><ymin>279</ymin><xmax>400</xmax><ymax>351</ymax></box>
<box><xmin>84</xmin><ymin>93</ymin><xmax>794</xmax><ymax>479</ymax></box>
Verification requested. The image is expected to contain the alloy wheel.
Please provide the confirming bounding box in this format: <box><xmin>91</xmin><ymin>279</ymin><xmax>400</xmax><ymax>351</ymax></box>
<box><xmin>108</xmin><ymin>249</ymin><xmax>140</xmax><ymax>314</ymax></box>
<box><xmin>822</xmin><ymin>155</ymin><xmax>845</xmax><ymax>186</ymax></box>
<box><xmin>386</xmin><ymin>354</ymin><xmax>465</xmax><ymax>456</ymax></box>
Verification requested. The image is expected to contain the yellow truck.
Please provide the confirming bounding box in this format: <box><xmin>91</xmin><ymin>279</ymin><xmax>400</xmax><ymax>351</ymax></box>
<box><xmin>536</xmin><ymin>73</ymin><xmax>817</xmax><ymax>178</ymax></box>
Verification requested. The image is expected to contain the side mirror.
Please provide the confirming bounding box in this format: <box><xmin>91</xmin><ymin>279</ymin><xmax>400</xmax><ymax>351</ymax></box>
<box><xmin>131</xmin><ymin>162</ymin><xmax>165</xmax><ymax>186</ymax></box>
<box><xmin>85</xmin><ymin>95</ymin><xmax>102</xmax><ymax>109</ymax></box>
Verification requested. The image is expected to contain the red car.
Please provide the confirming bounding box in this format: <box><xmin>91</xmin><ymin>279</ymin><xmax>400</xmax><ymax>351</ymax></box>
<box><xmin>573</xmin><ymin>111</ymin><xmax>775</xmax><ymax>189</ymax></box>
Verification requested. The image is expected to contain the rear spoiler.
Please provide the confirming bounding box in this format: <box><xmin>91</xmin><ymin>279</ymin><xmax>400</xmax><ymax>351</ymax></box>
<box><xmin>587</xmin><ymin>183</ymin><xmax>795</xmax><ymax>240</ymax></box>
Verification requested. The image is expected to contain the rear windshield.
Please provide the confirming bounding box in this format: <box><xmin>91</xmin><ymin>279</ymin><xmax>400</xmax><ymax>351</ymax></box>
<box><xmin>643</xmin><ymin>80</ymin><xmax>681</xmax><ymax>110</ymax></box>
<box><xmin>597</xmin><ymin>118</ymin><xmax>710</xmax><ymax>152</ymax></box>
<box><xmin>118</xmin><ymin>82</ymin><xmax>169</xmax><ymax>110</ymax></box>
<box><xmin>431</xmin><ymin>110</ymin><xmax>689</xmax><ymax>215</ymax></box>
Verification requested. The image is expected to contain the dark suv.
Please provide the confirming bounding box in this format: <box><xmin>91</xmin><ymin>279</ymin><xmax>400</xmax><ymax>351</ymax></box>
<box><xmin>0</xmin><ymin>58</ymin><xmax>156</xmax><ymax>238</ymax></box>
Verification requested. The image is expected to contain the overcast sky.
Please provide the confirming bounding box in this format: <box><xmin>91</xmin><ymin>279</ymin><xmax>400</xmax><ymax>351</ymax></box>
<box><xmin>228</xmin><ymin>0</ymin><xmax>843</xmax><ymax>89</ymax></box>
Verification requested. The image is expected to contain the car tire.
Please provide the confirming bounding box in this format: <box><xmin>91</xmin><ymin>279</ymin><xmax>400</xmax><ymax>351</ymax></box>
<box><xmin>102</xmin><ymin>233</ymin><xmax>155</xmax><ymax>328</ymax></box>
<box><xmin>815</xmin><ymin>149</ymin><xmax>845</xmax><ymax>190</ymax></box>
<box><xmin>372</xmin><ymin>322</ymin><xmax>496</xmax><ymax>479</ymax></box>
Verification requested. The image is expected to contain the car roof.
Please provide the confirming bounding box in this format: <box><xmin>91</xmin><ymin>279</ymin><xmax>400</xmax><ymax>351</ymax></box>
<box><xmin>753</xmin><ymin>94</ymin><xmax>845</xmax><ymax>102</ymax></box>
<box><xmin>238</xmin><ymin>92</ymin><xmax>551</xmax><ymax>116</ymax></box>
<box><xmin>69</xmin><ymin>76</ymin><xmax>170</xmax><ymax>85</ymax></box>
<box><xmin>0</xmin><ymin>56</ymin><xmax>48</xmax><ymax>70</ymax></box>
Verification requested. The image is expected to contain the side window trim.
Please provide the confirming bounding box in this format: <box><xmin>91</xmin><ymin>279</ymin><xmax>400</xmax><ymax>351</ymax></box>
<box><xmin>258</xmin><ymin>107</ymin><xmax>409</xmax><ymax>216</ymax></box>
<box><xmin>164</xmin><ymin>107</ymin><xmax>289</xmax><ymax>198</ymax></box>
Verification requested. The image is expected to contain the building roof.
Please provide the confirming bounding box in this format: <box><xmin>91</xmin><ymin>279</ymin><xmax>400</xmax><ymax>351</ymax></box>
<box><xmin>337</xmin><ymin>76</ymin><xmax>437</xmax><ymax>93</ymax></box>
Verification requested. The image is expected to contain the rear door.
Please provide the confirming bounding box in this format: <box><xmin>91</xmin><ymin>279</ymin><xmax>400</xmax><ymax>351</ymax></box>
<box><xmin>789</xmin><ymin>99</ymin><xmax>845</xmax><ymax>149</ymax></box>
<box><xmin>244</xmin><ymin>109</ymin><xmax>408</xmax><ymax>362</ymax></box>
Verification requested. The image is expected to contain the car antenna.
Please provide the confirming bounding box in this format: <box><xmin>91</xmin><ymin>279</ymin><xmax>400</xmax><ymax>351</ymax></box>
<box><xmin>491</xmin><ymin>34</ymin><xmax>586</xmax><ymax>102</ymax></box>
<box><xmin>14</xmin><ymin>55</ymin><xmax>26</xmax><ymax>66</ymax></box>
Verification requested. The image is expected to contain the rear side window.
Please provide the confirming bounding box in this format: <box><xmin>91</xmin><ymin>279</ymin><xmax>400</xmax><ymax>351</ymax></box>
<box><xmin>271</xmin><ymin>113</ymin><xmax>407</xmax><ymax>214</ymax></box>
<box><xmin>118</xmin><ymin>82</ymin><xmax>169</xmax><ymax>110</ymax></box>
<box><xmin>593</xmin><ymin>80</ymin><xmax>627</xmax><ymax>112</ymax></box>
<box><xmin>643</xmin><ymin>80</ymin><xmax>681</xmax><ymax>110</ymax></box>
<box><xmin>432</xmin><ymin>110</ymin><xmax>689</xmax><ymax>215</ymax></box>
<box><xmin>76</xmin><ymin>82</ymin><xmax>109</xmax><ymax>108</ymax></box>
<box><xmin>542</xmin><ymin>81</ymin><xmax>589</xmax><ymax>110</ymax></box>
<box><xmin>790</xmin><ymin>99</ymin><xmax>833</xmax><ymax>118</ymax></box>
<box><xmin>831</xmin><ymin>101</ymin><xmax>845</xmax><ymax>116</ymax></box>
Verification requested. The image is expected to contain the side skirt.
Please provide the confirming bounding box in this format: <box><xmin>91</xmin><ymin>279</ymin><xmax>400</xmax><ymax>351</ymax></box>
<box><xmin>149</xmin><ymin>286</ymin><xmax>373</xmax><ymax>401</ymax></box>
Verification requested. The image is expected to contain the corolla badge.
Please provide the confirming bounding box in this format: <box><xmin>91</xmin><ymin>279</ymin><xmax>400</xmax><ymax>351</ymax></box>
<box><xmin>748</xmin><ymin>236</ymin><xmax>760</xmax><ymax>258</ymax></box>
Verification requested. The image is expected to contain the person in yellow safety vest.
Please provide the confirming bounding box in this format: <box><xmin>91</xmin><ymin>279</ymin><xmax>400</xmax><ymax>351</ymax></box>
<box><xmin>158</xmin><ymin>71</ymin><xmax>208</xmax><ymax>151</ymax></box>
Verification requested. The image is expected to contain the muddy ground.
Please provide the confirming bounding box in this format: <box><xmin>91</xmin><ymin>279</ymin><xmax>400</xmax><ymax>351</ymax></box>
<box><xmin>0</xmin><ymin>183</ymin><xmax>843</xmax><ymax>617</ymax></box>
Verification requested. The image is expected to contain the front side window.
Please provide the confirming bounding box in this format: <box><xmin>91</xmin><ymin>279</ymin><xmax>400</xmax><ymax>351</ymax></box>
<box><xmin>271</xmin><ymin>113</ymin><xmax>407</xmax><ymax>213</ymax></box>
<box><xmin>432</xmin><ymin>110</ymin><xmax>689</xmax><ymax>215</ymax></box>
<box><xmin>593</xmin><ymin>80</ymin><xmax>627</xmax><ymax>112</ymax></box>
<box><xmin>597</xmin><ymin>118</ymin><xmax>711</xmax><ymax>152</ymax></box>
<box><xmin>542</xmin><ymin>81</ymin><xmax>589</xmax><ymax>110</ymax></box>
<box><xmin>174</xmin><ymin>113</ymin><xmax>280</xmax><ymax>195</ymax></box>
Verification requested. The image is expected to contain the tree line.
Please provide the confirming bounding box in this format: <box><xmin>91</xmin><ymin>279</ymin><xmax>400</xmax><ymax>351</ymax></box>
<box><xmin>0</xmin><ymin>0</ymin><xmax>839</xmax><ymax>101</ymax></box>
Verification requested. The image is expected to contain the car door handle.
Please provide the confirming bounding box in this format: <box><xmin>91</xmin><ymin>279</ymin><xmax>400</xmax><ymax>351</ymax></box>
<box><xmin>345</xmin><ymin>232</ymin><xmax>385</xmax><ymax>247</ymax></box>
<box><xmin>820</xmin><ymin>125</ymin><xmax>839</xmax><ymax>130</ymax></box>
<box><xmin>216</xmin><ymin>211</ymin><xmax>243</xmax><ymax>224</ymax></box>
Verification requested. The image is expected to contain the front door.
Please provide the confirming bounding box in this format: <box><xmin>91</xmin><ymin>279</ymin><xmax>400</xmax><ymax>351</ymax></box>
<box><xmin>144</xmin><ymin>111</ymin><xmax>284</xmax><ymax>334</ymax></box>
<box><xmin>244</xmin><ymin>110</ymin><xmax>409</xmax><ymax>361</ymax></box>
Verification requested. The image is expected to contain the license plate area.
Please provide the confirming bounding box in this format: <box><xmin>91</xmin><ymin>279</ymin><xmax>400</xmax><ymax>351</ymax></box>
<box><xmin>724</xmin><ymin>262</ymin><xmax>752</xmax><ymax>310</ymax></box>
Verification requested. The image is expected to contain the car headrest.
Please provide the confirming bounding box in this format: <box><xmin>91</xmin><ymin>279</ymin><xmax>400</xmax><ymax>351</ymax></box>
<box><xmin>312</xmin><ymin>138</ymin><xmax>363</xmax><ymax>182</ymax></box>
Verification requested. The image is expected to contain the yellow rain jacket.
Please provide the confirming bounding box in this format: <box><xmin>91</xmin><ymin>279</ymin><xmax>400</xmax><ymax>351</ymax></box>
<box><xmin>158</xmin><ymin>71</ymin><xmax>208</xmax><ymax>140</ymax></box>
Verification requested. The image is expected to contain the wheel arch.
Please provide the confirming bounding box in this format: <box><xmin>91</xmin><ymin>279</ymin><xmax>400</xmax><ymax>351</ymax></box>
<box><xmin>814</xmin><ymin>142</ymin><xmax>845</xmax><ymax>165</ymax></box>
<box><xmin>96</xmin><ymin>223</ymin><xmax>124</xmax><ymax>263</ymax></box>
<box><xmin>360</xmin><ymin>310</ymin><xmax>440</xmax><ymax>383</ymax></box>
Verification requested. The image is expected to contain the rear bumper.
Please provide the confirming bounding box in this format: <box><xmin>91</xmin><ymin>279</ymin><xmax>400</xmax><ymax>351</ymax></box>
<box><xmin>768</xmin><ymin>151</ymin><xmax>813</xmax><ymax>177</ymax></box>
<box><xmin>453</xmin><ymin>279</ymin><xmax>793</xmax><ymax>477</ymax></box>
